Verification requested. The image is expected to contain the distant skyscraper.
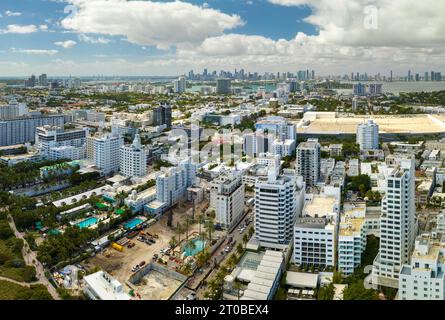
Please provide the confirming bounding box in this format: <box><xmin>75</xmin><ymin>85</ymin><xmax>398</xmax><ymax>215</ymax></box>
<box><xmin>216</xmin><ymin>79</ymin><xmax>231</xmax><ymax>94</ymax></box>
<box><xmin>356</xmin><ymin>120</ymin><xmax>379</xmax><ymax>150</ymax></box>
<box><xmin>173</xmin><ymin>76</ymin><xmax>186</xmax><ymax>94</ymax></box>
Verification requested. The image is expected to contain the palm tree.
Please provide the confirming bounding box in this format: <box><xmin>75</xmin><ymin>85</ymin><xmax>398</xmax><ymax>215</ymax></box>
<box><xmin>233</xmin><ymin>281</ymin><xmax>243</xmax><ymax>300</ymax></box>
<box><xmin>236</xmin><ymin>243</ymin><xmax>243</xmax><ymax>255</ymax></box>
<box><xmin>186</xmin><ymin>238</ymin><xmax>197</xmax><ymax>255</ymax></box>
<box><xmin>176</xmin><ymin>222</ymin><xmax>183</xmax><ymax>244</ymax></box>
<box><xmin>169</xmin><ymin>236</ymin><xmax>178</xmax><ymax>250</ymax></box>
<box><xmin>205</xmin><ymin>219</ymin><xmax>215</xmax><ymax>241</ymax></box>
<box><xmin>242</xmin><ymin>234</ymin><xmax>249</xmax><ymax>248</ymax></box>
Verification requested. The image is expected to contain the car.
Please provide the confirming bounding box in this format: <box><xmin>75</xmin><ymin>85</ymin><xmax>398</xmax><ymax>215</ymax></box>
<box><xmin>187</xmin><ymin>293</ymin><xmax>197</xmax><ymax>300</ymax></box>
<box><xmin>131</xmin><ymin>265</ymin><xmax>140</xmax><ymax>272</ymax></box>
<box><xmin>225</xmin><ymin>246</ymin><xmax>230</xmax><ymax>253</ymax></box>
<box><xmin>139</xmin><ymin>261</ymin><xmax>146</xmax><ymax>267</ymax></box>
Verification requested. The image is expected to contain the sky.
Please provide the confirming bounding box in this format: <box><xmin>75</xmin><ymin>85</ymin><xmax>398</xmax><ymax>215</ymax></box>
<box><xmin>0</xmin><ymin>0</ymin><xmax>444</xmax><ymax>77</ymax></box>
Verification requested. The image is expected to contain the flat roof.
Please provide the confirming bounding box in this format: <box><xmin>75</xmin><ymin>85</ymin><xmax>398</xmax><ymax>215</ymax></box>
<box><xmin>286</xmin><ymin>272</ymin><xmax>318</xmax><ymax>289</ymax></box>
<box><xmin>298</xmin><ymin>113</ymin><xmax>445</xmax><ymax>134</ymax></box>
<box><xmin>304</xmin><ymin>196</ymin><xmax>337</xmax><ymax>217</ymax></box>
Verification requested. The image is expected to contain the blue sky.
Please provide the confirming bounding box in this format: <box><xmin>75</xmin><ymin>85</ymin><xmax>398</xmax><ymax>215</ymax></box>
<box><xmin>0</xmin><ymin>0</ymin><xmax>444</xmax><ymax>76</ymax></box>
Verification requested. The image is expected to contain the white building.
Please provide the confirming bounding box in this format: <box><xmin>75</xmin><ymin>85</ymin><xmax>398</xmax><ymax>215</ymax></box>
<box><xmin>156</xmin><ymin>160</ymin><xmax>196</xmax><ymax>208</ymax></box>
<box><xmin>119</xmin><ymin>133</ymin><xmax>147</xmax><ymax>177</ymax></box>
<box><xmin>297</xmin><ymin>138</ymin><xmax>321</xmax><ymax>187</ymax></box>
<box><xmin>93</xmin><ymin>131</ymin><xmax>124</xmax><ymax>175</ymax></box>
<box><xmin>243</xmin><ymin>132</ymin><xmax>270</xmax><ymax>157</ymax></box>
<box><xmin>293</xmin><ymin>217</ymin><xmax>335</xmax><ymax>268</ymax></box>
<box><xmin>338</xmin><ymin>203</ymin><xmax>367</xmax><ymax>275</ymax></box>
<box><xmin>399</xmin><ymin>235</ymin><xmax>445</xmax><ymax>300</ymax></box>
<box><xmin>124</xmin><ymin>188</ymin><xmax>156</xmax><ymax>213</ymax></box>
<box><xmin>83</xmin><ymin>271</ymin><xmax>131</xmax><ymax>300</ymax></box>
<box><xmin>0</xmin><ymin>101</ymin><xmax>28</xmax><ymax>119</ymax></box>
<box><xmin>35</xmin><ymin>125</ymin><xmax>88</xmax><ymax>160</ymax></box>
<box><xmin>356</xmin><ymin>120</ymin><xmax>379</xmax><ymax>151</ymax></box>
<box><xmin>210</xmin><ymin>171</ymin><xmax>245</xmax><ymax>230</ymax></box>
<box><xmin>372</xmin><ymin>158</ymin><xmax>417</xmax><ymax>289</ymax></box>
<box><xmin>255</xmin><ymin>169</ymin><xmax>305</xmax><ymax>249</ymax></box>
<box><xmin>173</xmin><ymin>76</ymin><xmax>186</xmax><ymax>94</ymax></box>
<box><xmin>436</xmin><ymin>213</ymin><xmax>445</xmax><ymax>235</ymax></box>
<box><xmin>255</xmin><ymin>116</ymin><xmax>296</xmax><ymax>142</ymax></box>
<box><xmin>271</xmin><ymin>139</ymin><xmax>296</xmax><ymax>158</ymax></box>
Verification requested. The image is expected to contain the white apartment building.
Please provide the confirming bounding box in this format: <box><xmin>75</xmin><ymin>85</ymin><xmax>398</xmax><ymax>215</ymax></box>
<box><xmin>255</xmin><ymin>116</ymin><xmax>297</xmax><ymax>142</ymax></box>
<box><xmin>297</xmin><ymin>138</ymin><xmax>321</xmax><ymax>187</ymax></box>
<box><xmin>0</xmin><ymin>101</ymin><xmax>28</xmax><ymax>119</ymax></box>
<box><xmin>271</xmin><ymin>139</ymin><xmax>296</xmax><ymax>158</ymax></box>
<box><xmin>93</xmin><ymin>132</ymin><xmax>124</xmax><ymax>175</ymax></box>
<box><xmin>371</xmin><ymin>158</ymin><xmax>417</xmax><ymax>289</ymax></box>
<box><xmin>255</xmin><ymin>169</ymin><xmax>305</xmax><ymax>249</ymax></box>
<box><xmin>356</xmin><ymin>120</ymin><xmax>379</xmax><ymax>151</ymax></box>
<box><xmin>156</xmin><ymin>160</ymin><xmax>196</xmax><ymax>208</ymax></box>
<box><xmin>210</xmin><ymin>171</ymin><xmax>245</xmax><ymax>230</ymax></box>
<box><xmin>338</xmin><ymin>203</ymin><xmax>367</xmax><ymax>276</ymax></box>
<box><xmin>243</xmin><ymin>132</ymin><xmax>270</xmax><ymax>157</ymax></box>
<box><xmin>293</xmin><ymin>217</ymin><xmax>335</xmax><ymax>268</ymax></box>
<box><xmin>436</xmin><ymin>213</ymin><xmax>445</xmax><ymax>235</ymax></box>
<box><xmin>173</xmin><ymin>76</ymin><xmax>186</xmax><ymax>93</ymax></box>
<box><xmin>399</xmin><ymin>235</ymin><xmax>445</xmax><ymax>300</ymax></box>
<box><xmin>119</xmin><ymin>133</ymin><xmax>147</xmax><ymax>177</ymax></box>
<box><xmin>35</xmin><ymin>125</ymin><xmax>88</xmax><ymax>161</ymax></box>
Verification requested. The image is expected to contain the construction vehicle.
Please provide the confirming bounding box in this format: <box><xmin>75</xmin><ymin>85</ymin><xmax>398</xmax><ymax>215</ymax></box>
<box><xmin>111</xmin><ymin>242</ymin><xmax>124</xmax><ymax>252</ymax></box>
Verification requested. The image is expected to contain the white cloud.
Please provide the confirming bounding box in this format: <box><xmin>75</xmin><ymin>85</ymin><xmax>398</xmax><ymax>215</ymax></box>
<box><xmin>55</xmin><ymin>40</ymin><xmax>77</xmax><ymax>49</ymax></box>
<box><xmin>78</xmin><ymin>34</ymin><xmax>112</xmax><ymax>44</ymax></box>
<box><xmin>61</xmin><ymin>0</ymin><xmax>244</xmax><ymax>49</ymax></box>
<box><xmin>0</xmin><ymin>24</ymin><xmax>38</xmax><ymax>34</ymax></box>
<box><xmin>11</xmin><ymin>48</ymin><xmax>59</xmax><ymax>56</ymax></box>
<box><xmin>5</xmin><ymin>10</ymin><xmax>22</xmax><ymax>17</ymax></box>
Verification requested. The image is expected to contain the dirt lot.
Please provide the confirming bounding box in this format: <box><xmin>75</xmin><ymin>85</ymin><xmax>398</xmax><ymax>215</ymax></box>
<box><xmin>133</xmin><ymin>270</ymin><xmax>183</xmax><ymax>300</ymax></box>
<box><xmin>83</xmin><ymin>200</ymin><xmax>213</xmax><ymax>286</ymax></box>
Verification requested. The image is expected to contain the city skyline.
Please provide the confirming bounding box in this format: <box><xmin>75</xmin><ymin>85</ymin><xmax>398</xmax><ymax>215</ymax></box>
<box><xmin>0</xmin><ymin>0</ymin><xmax>445</xmax><ymax>76</ymax></box>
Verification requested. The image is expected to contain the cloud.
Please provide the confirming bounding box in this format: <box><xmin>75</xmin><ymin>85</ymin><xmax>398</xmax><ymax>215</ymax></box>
<box><xmin>268</xmin><ymin>0</ymin><xmax>445</xmax><ymax>48</ymax></box>
<box><xmin>11</xmin><ymin>48</ymin><xmax>59</xmax><ymax>56</ymax></box>
<box><xmin>54</xmin><ymin>40</ymin><xmax>77</xmax><ymax>49</ymax></box>
<box><xmin>78</xmin><ymin>34</ymin><xmax>112</xmax><ymax>44</ymax></box>
<box><xmin>61</xmin><ymin>0</ymin><xmax>244</xmax><ymax>49</ymax></box>
<box><xmin>5</xmin><ymin>10</ymin><xmax>22</xmax><ymax>17</ymax></box>
<box><xmin>0</xmin><ymin>24</ymin><xmax>38</xmax><ymax>34</ymax></box>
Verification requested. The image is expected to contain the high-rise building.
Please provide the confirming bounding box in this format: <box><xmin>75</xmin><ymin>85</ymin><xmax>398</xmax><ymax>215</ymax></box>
<box><xmin>173</xmin><ymin>76</ymin><xmax>186</xmax><ymax>94</ymax></box>
<box><xmin>38</xmin><ymin>74</ymin><xmax>48</xmax><ymax>87</ymax></box>
<box><xmin>371</xmin><ymin>158</ymin><xmax>417</xmax><ymax>289</ymax></box>
<box><xmin>119</xmin><ymin>133</ymin><xmax>147</xmax><ymax>177</ymax></box>
<box><xmin>293</xmin><ymin>217</ymin><xmax>335</xmax><ymax>268</ymax></box>
<box><xmin>156</xmin><ymin>160</ymin><xmax>196</xmax><ymax>208</ymax></box>
<box><xmin>243</xmin><ymin>132</ymin><xmax>270</xmax><ymax>157</ymax></box>
<box><xmin>153</xmin><ymin>104</ymin><xmax>172</xmax><ymax>128</ymax></box>
<box><xmin>255</xmin><ymin>169</ymin><xmax>305</xmax><ymax>249</ymax></box>
<box><xmin>296</xmin><ymin>138</ymin><xmax>321</xmax><ymax>187</ymax></box>
<box><xmin>399</xmin><ymin>235</ymin><xmax>445</xmax><ymax>300</ymax></box>
<box><xmin>0</xmin><ymin>101</ymin><xmax>28</xmax><ymax>120</ymax></box>
<box><xmin>210</xmin><ymin>171</ymin><xmax>245</xmax><ymax>230</ymax></box>
<box><xmin>255</xmin><ymin>116</ymin><xmax>296</xmax><ymax>142</ymax></box>
<box><xmin>93</xmin><ymin>131</ymin><xmax>124</xmax><ymax>175</ymax></box>
<box><xmin>0</xmin><ymin>114</ymin><xmax>65</xmax><ymax>147</ymax></box>
<box><xmin>216</xmin><ymin>79</ymin><xmax>231</xmax><ymax>94</ymax></box>
<box><xmin>35</xmin><ymin>125</ymin><xmax>88</xmax><ymax>160</ymax></box>
<box><xmin>356</xmin><ymin>120</ymin><xmax>379</xmax><ymax>150</ymax></box>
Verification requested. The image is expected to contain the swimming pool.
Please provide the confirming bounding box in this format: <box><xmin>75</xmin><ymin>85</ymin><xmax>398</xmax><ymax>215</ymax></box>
<box><xmin>183</xmin><ymin>239</ymin><xmax>206</xmax><ymax>257</ymax></box>
<box><xmin>124</xmin><ymin>218</ymin><xmax>144</xmax><ymax>230</ymax></box>
<box><xmin>76</xmin><ymin>217</ymin><xmax>98</xmax><ymax>229</ymax></box>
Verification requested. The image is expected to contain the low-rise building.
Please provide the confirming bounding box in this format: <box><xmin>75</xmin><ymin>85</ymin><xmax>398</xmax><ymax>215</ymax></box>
<box><xmin>399</xmin><ymin>235</ymin><xmax>445</xmax><ymax>300</ymax></box>
<box><xmin>83</xmin><ymin>271</ymin><xmax>131</xmax><ymax>300</ymax></box>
